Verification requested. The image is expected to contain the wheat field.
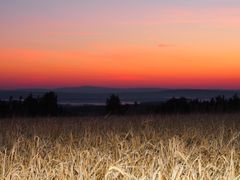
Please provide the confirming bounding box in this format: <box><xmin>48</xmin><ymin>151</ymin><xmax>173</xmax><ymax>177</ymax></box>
<box><xmin>0</xmin><ymin>114</ymin><xmax>240</xmax><ymax>179</ymax></box>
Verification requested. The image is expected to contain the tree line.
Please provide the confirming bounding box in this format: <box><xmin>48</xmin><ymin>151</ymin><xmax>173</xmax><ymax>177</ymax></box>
<box><xmin>0</xmin><ymin>92</ymin><xmax>58</xmax><ymax>117</ymax></box>
<box><xmin>105</xmin><ymin>94</ymin><xmax>240</xmax><ymax>114</ymax></box>
<box><xmin>1</xmin><ymin>92</ymin><xmax>240</xmax><ymax>117</ymax></box>
<box><xmin>159</xmin><ymin>94</ymin><xmax>240</xmax><ymax>113</ymax></box>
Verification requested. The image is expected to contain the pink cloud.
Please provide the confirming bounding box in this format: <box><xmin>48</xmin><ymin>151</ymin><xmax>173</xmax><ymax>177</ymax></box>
<box><xmin>121</xmin><ymin>6</ymin><xmax>240</xmax><ymax>28</ymax></box>
<box><xmin>44</xmin><ymin>31</ymin><xmax>100</xmax><ymax>37</ymax></box>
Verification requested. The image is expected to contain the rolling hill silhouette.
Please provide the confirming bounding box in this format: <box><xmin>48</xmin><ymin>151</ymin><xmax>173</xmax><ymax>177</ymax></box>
<box><xmin>0</xmin><ymin>86</ymin><xmax>239</xmax><ymax>105</ymax></box>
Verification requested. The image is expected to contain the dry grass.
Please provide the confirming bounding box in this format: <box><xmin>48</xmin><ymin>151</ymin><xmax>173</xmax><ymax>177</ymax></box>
<box><xmin>0</xmin><ymin>114</ymin><xmax>240</xmax><ymax>179</ymax></box>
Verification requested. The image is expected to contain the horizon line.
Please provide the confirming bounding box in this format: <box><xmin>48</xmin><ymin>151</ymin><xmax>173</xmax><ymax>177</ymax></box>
<box><xmin>0</xmin><ymin>85</ymin><xmax>240</xmax><ymax>91</ymax></box>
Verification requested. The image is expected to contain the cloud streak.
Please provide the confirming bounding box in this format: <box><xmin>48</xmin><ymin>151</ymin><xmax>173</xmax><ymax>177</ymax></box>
<box><xmin>158</xmin><ymin>43</ymin><xmax>175</xmax><ymax>48</ymax></box>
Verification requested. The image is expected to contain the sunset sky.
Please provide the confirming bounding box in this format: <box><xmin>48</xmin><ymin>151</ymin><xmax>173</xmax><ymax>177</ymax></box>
<box><xmin>1</xmin><ymin>0</ymin><xmax>240</xmax><ymax>89</ymax></box>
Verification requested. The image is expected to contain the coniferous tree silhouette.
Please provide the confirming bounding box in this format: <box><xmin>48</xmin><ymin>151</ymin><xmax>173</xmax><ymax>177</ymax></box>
<box><xmin>106</xmin><ymin>94</ymin><xmax>121</xmax><ymax>114</ymax></box>
<box><xmin>39</xmin><ymin>92</ymin><xmax>58</xmax><ymax>116</ymax></box>
<box><xmin>23</xmin><ymin>94</ymin><xmax>38</xmax><ymax>116</ymax></box>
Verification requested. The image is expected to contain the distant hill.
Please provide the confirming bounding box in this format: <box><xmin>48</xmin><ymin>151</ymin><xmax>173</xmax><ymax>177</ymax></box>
<box><xmin>56</xmin><ymin>86</ymin><xmax>167</xmax><ymax>93</ymax></box>
<box><xmin>0</xmin><ymin>86</ymin><xmax>240</xmax><ymax>105</ymax></box>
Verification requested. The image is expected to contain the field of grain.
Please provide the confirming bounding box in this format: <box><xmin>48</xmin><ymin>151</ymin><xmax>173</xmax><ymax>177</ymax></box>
<box><xmin>0</xmin><ymin>114</ymin><xmax>240</xmax><ymax>179</ymax></box>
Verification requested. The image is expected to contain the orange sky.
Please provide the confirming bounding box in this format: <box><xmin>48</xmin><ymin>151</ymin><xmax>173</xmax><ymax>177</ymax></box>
<box><xmin>1</xmin><ymin>1</ymin><xmax>240</xmax><ymax>89</ymax></box>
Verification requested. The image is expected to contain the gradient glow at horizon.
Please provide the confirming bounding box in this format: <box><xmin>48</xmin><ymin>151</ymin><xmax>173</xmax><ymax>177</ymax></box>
<box><xmin>1</xmin><ymin>0</ymin><xmax>240</xmax><ymax>89</ymax></box>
